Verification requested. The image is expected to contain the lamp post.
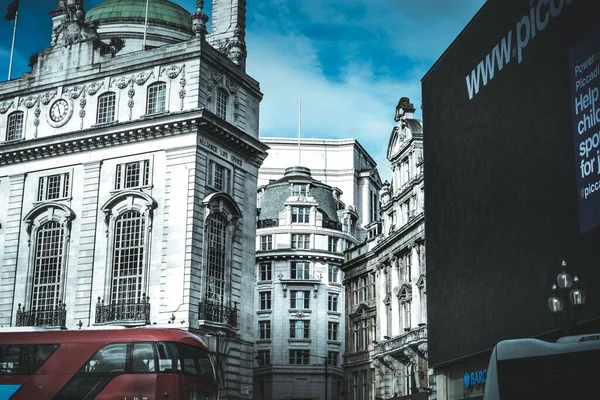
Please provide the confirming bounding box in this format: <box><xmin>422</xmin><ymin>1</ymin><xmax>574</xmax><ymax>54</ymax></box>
<box><xmin>547</xmin><ymin>260</ymin><xmax>586</xmax><ymax>336</ymax></box>
<box><xmin>309</xmin><ymin>353</ymin><xmax>329</xmax><ymax>400</ymax></box>
<box><xmin>206</xmin><ymin>331</ymin><xmax>226</xmax><ymax>400</ymax></box>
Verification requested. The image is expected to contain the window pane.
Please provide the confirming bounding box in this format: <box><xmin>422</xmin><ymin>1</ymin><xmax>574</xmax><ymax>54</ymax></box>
<box><xmin>32</xmin><ymin>221</ymin><xmax>64</xmax><ymax>311</ymax></box>
<box><xmin>147</xmin><ymin>82</ymin><xmax>167</xmax><ymax>114</ymax></box>
<box><xmin>157</xmin><ymin>342</ymin><xmax>181</xmax><ymax>373</ymax></box>
<box><xmin>97</xmin><ymin>93</ymin><xmax>116</xmax><ymax>124</ymax></box>
<box><xmin>132</xmin><ymin>342</ymin><xmax>155</xmax><ymax>373</ymax></box>
<box><xmin>81</xmin><ymin>343</ymin><xmax>127</xmax><ymax>373</ymax></box>
<box><xmin>206</xmin><ymin>213</ymin><xmax>227</xmax><ymax>304</ymax></box>
<box><xmin>111</xmin><ymin>211</ymin><xmax>145</xmax><ymax>304</ymax></box>
<box><xmin>6</xmin><ymin>112</ymin><xmax>23</xmax><ymax>141</ymax></box>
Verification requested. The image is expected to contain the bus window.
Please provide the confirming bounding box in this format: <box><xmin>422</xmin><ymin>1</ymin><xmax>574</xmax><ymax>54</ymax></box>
<box><xmin>178</xmin><ymin>343</ymin><xmax>214</xmax><ymax>380</ymax></box>
<box><xmin>132</xmin><ymin>342</ymin><xmax>155</xmax><ymax>373</ymax></box>
<box><xmin>0</xmin><ymin>344</ymin><xmax>58</xmax><ymax>374</ymax></box>
<box><xmin>156</xmin><ymin>342</ymin><xmax>181</xmax><ymax>373</ymax></box>
<box><xmin>81</xmin><ymin>343</ymin><xmax>127</xmax><ymax>373</ymax></box>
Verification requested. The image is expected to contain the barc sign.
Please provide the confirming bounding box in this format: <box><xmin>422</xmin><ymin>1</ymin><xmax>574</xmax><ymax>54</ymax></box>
<box><xmin>463</xmin><ymin>370</ymin><xmax>487</xmax><ymax>389</ymax></box>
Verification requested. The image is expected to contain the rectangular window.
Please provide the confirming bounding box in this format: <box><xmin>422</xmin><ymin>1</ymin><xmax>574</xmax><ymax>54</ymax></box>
<box><xmin>291</xmin><ymin>261</ymin><xmax>310</xmax><ymax>279</ymax></box>
<box><xmin>328</xmin><ymin>293</ymin><xmax>338</xmax><ymax>312</ymax></box>
<box><xmin>292</xmin><ymin>183</ymin><xmax>308</xmax><ymax>196</ymax></box>
<box><xmin>291</xmin><ymin>234</ymin><xmax>310</xmax><ymax>249</ymax></box>
<box><xmin>361</xmin><ymin>276</ymin><xmax>368</xmax><ymax>302</ymax></box>
<box><xmin>259</xmin><ymin>262</ymin><xmax>272</xmax><ymax>281</ymax></box>
<box><xmin>328</xmin><ymin>265</ymin><xmax>339</xmax><ymax>283</ymax></box>
<box><xmin>115</xmin><ymin>160</ymin><xmax>150</xmax><ymax>190</ymax></box>
<box><xmin>362</xmin><ymin>319</ymin><xmax>369</xmax><ymax>350</ymax></box>
<box><xmin>328</xmin><ymin>322</ymin><xmax>339</xmax><ymax>341</ymax></box>
<box><xmin>208</xmin><ymin>160</ymin><xmax>232</xmax><ymax>194</ymax></box>
<box><xmin>147</xmin><ymin>82</ymin><xmax>167</xmax><ymax>114</ymax></box>
<box><xmin>353</xmin><ymin>372</ymin><xmax>359</xmax><ymax>400</ymax></box>
<box><xmin>328</xmin><ymin>236</ymin><xmax>338</xmax><ymax>252</ymax></box>
<box><xmin>259</xmin><ymin>321</ymin><xmax>271</xmax><ymax>340</ymax></box>
<box><xmin>260</xmin><ymin>235</ymin><xmax>273</xmax><ymax>251</ymax></box>
<box><xmin>259</xmin><ymin>291</ymin><xmax>271</xmax><ymax>310</ymax></box>
<box><xmin>291</xmin><ymin>206</ymin><xmax>310</xmax><ymax>223</ymax></box>
<box><xmin>289</xmin><ymin>320</ymin><xmax>310</xmax><ymax>339</ymax></box>
<box><xmin>38</xmin><ymin>173</ymin><xmax>70</xmax><ymax>201</ymax></box>
<box><xmin>6</xmin><ymin>112</ymin><xmax>24</xmax><ymax>141</ymax></box>
<box><xmin>370</xmin><ymin>273</ymin><xmax>376</xmax><ymax>299</ymax></box>
<box><xmin>371</xmin><ymin>316</ymin><xmax>377</xmax><ymax>342</ymax></box>
<box><xmin>369</xmin><ymin>189</ymin><xmax>379</xmax><ymax>223</ymax></box>
<box><xmin>290</xmin><ymin>290</ymin><xmax>310</xmax><ymax>309</ymax></box>
<box><xmin>96</xmin><ymin>93</ymin><xmax>116</xmax><ymax>124</ymax></box>
<box><xmin>352</xmin><ymin>280</ymin><xmax>359</xmax><ymax>305</ymax></box>
<box><xmin>353</xmin><ymin>322</ymin><xmax>360</xmax><ymax>352</ymax></box>
<box><xmin>0</xmin><ymin>344</ymin><xmax>58</xmax><ymax>374</ymax></box>
<box><xmin>216</xmin><ymin>89</ymin><xmax>228</xmax><ymax>119</ymax></box>
<box><xmin>257</xmin><ymin>350</ymin><xmax>270</xmax><ymax>366</ymax></box>
<box><xmin>327</xmin><ymin>351</ymin><xmax>338</xmax><ymax>367</ymax></box>
<box><xmin>289</xmin><ymin>350</ymin><xmax>310</xmax><ymax>365</ymax></box>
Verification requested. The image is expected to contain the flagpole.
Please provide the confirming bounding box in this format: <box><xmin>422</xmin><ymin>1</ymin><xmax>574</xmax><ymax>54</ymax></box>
<box><xmin>8</xmin><ymin>10</ymin><xmax>17</xmax><ymax>81</ymax></box>
<box><xmin>298</xmin><ymin>97</ymin><xmax>302</xmax><ymax>166</ymax></box>
<box><xmin>142</xmin><ymin>0</ymin><xmax>149</xmax><ymax>50</ymax></box>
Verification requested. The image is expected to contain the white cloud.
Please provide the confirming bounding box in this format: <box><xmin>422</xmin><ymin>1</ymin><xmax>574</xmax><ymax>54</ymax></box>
<box><xmin>247</xmin><ymin>32</ymin><xmax>422</xmax><ymax>183</ymax></box>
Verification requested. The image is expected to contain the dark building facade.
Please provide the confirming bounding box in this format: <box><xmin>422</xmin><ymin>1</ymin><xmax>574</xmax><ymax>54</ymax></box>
<box><xmin>422</xmin><ymin>0</ymin><xmax>599</xmax><ymax>399</ymax></box>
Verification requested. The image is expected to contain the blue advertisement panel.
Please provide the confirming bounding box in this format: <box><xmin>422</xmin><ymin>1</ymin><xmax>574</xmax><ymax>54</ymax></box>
<box><xmin>570</xmin><ymin>26</ymin><xmax>600</xmax><ymax>233</ymax></box>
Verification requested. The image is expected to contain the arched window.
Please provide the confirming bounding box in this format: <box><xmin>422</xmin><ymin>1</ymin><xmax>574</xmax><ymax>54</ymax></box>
<box><xmin>146</xmin><ymin>82</ymin><xmax>167</xmax><ymax>114</ymax></box>
<box><xmin>216</xmin><ymin>88</ymin><xmax>228</xmax><ymax>119</ymax></box>
<box><xmin>31</xmin><ymin>221</ymin><xmax>64</xmax><ymax>311</ymax></box>
<box><xmin>206</xmin><ymin>212</ymin><xmax>227</xmax><ymax>303</ymax></box>
<box><xmin>111</xmin><ymin>210</ymin><xmax>146</xmax><ymax>303</ymax></box>
<box><xmin>6</xmin><ymin>111</ymin><xmax>24</xmax><ymax>141</ymax></box>
<box><xmin>97</xmin><ymin>92</ymin><xmax>116</xmax><ymax>124</ymax></box>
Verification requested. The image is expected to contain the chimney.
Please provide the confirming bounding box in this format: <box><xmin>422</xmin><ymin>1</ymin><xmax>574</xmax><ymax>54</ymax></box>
<box><xmin>207</xmin><ymin>0</ymin><xmax>247</xmax><ymax>69</ymax></box>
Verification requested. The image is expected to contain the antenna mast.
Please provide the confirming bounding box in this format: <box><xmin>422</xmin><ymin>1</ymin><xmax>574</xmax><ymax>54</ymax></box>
<box><xmin>298</xmin><ymin>97</ymin><xmax>302</xmax><ymax>166</ymax></box>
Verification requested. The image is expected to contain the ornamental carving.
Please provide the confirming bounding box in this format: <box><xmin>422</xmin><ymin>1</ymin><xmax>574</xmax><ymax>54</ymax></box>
<box><xmin>226</xmin><ymin>77</ymin><xmax>238</xmax><ymax>94</ymax></box>
<box><xmin>161</xmin><ymin>64</ymin><xmax>184</xmax><ymax>80</ymax></box>
<box><xmin>210</xmin><ymin>69</ymin><xmax>223</xmax><ymax>84</ymax></box>
<box><xmin>19</xmin><ymin>96</ymin><xmax>38</xmax><ymax>109</ymax></box>
<box><xmin>111</xmin><ymin>76</ymin><xmax>132</xmax><ymax>90</ymax></box>
<box><xmin>86</xmin><ymin>81</ymin><xmax>105</xmax><ymax>96</ymax></box>
<box><xmin>40</xmin><ymin>90</ymin><xmax>58</xmax><ymax>106</ymax></box>
<box><xmin>0</xmin><ymin>100</ymin><xmax>13</xmax><ymax>114</ymax></box>
<box><xmin>67</xmin><ymin>86</ymin><xmax>85</xmax><ymax>100</ymax></box>
<box><xmin>134</xmin><ymin>71</ymin><xmax>154</xmax><ymax>86</ymax></box>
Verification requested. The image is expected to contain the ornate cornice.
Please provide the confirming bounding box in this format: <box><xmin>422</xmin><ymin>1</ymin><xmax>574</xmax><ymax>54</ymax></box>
<box><xmin>0</xmin><ymin>108</ymin><xmax>268</xmax><ymax>168</ymax></box>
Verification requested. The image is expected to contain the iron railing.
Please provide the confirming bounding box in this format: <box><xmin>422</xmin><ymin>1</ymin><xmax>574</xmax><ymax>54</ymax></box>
<box><xmin>16</xmin><ymin>301</ymin><xmax>66</xmax><ymax>328</ymax></box>
<box><xmin>198</xmin><ymin>300</ymin><xmax>238</xmax><ymax>328</ymax></box>
<box><xmin>95</xmin><ymin>294</ymin><xmax>150</xmax><ymax>325</ymax></box>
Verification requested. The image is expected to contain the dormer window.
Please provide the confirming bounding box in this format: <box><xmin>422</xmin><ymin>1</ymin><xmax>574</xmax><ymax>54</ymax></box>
<box><xmin>291</xmin><ymin>206</ymin><xmax>310</xmax><ymax>223</ymax></box>
<box><xmin>292</xmin><ymin>184</ymin><xmax>308</xmax><ymax>196</ymax></box>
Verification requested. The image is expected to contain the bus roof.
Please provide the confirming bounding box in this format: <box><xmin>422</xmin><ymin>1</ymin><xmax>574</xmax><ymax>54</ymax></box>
<box><xmin>494</xmin><ymin>333</ymin><xmax>600</xmax><ymax>361</ymax></box>
<box><xmin>0</xmin><ymin>327</ymin><xmax>209</xmax><ymax>349</ymax></box>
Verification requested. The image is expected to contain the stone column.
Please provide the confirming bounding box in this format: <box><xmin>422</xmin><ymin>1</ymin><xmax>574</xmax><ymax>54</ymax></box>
<box><xmin>378</xmin><ymin>264</ymin><xmax>388</xmax><ymax>338</ymax></box>
<box><xmin>411</xmin><ymin>245</ymin><xmax>420</xmax><ymax>328</ymax></box>
<box><xmin>390</xmin><ymin>257</ymin><xmax>400</xmax><ymax>337</ymax></box>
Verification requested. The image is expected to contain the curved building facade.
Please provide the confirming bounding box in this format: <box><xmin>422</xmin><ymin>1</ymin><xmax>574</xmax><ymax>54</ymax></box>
<box><xmin>253</xmin><ymin>166</ymin><xmax>359</xmax><ymax>400</ymax></box>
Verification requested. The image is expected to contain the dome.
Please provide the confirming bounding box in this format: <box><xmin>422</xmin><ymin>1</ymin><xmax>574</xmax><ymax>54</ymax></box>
<box><xmin>85</xmin><ymin>0</ymin><xmax>192</xmax><ymax>34</ymax></box>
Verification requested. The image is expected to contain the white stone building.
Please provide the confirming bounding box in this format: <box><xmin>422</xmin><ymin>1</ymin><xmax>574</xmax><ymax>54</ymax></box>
<box><xmin>258</xmin><ymin>138</ymin><xmax>381</xmax><ymax>240</ymax></box>
<box><xmin>0</xmin><ymin>1</ymin><xmax>265</xmax><ymax>398</ymax></box>
<box><xmin>341</xmin><ymin>98</ymin><xmax>428</xmax><ymax>400</ymax></box>
<box><xmin>253</xmin><ymin>166</ymin><xmax>359</xmax><ymax>400</ymax></box>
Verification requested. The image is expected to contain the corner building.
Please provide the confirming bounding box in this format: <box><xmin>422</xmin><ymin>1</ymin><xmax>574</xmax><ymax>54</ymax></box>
<box><xmin>341</xmin><ymin>98</ymin><xmax>428</xmax><ymax>400</ymax></box>
<box><xmin>0</xmin><ymin>1</ymin><xmax>267</xmax><ymax>399</ymax></box>
<box><xmin>253</xmin><ymin>166</ymin><xmax>362</xmax><ymax>400</ymax></box>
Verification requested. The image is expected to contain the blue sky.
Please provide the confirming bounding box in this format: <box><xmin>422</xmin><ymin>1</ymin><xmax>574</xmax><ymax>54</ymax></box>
<box><xmin>0</xmin><ymin>0</ymin><xmax>486</xmax><ymax>181</ymax></box>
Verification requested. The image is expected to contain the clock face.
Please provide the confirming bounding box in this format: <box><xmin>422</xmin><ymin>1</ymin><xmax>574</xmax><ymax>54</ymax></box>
<box><xmin>50</xmin><ymin>99</ymin><xmax>70</xmax><ymax>123</ymax></box>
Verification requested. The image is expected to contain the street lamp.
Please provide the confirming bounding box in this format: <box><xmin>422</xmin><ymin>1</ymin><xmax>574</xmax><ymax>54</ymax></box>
<box><xmin>309</xmin><ymin>353</ymin><xmax>329</xmax><ymax>400</ymax></box>
<box><xmin>205</xmin><ymin>331</ymin><xmax>226</xmax><ymax>399</ymax></box>
<box><xmin>547</xmin><ymin>260</ymin><xmax>586</xmax><ymax>336</ymax></box>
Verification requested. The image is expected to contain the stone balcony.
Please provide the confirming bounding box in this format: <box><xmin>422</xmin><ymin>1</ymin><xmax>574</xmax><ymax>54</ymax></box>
<box><xmin>373</xmin><ymin>324</ymin><xmax>428</xmax><ymax>364</ymax></box>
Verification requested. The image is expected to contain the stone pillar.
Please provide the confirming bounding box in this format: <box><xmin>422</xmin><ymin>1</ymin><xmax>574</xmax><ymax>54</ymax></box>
<box><xmin>208</xmin><ymin>0</ymin><xmax>247</xmax><ymax>68</ymax></box>
<box><xmin>378</xmin><ymin>265</ymin><xmax>388</xmax><ymax>338</ymax></box>
<box><xmin>410</xmin><ymin>245</ymin><xmax>420</xmax><ymax>328</ymax></box>
<box><xmin>390</xmin><ymin>257</ymin><xmax>400</xmax><ymax>337</ymax></box>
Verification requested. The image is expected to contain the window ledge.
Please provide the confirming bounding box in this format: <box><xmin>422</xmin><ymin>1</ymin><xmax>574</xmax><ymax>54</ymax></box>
<box><xmin>288</xmin><ymin>339</ymin><xmax>311</xmax><ymax>343</ymax></box>
<box><xmin>32</xmin><ymin>197</ymin><xmax>72</xmax><ymax>205</ymax></box>
<box><xmin>256</xmin><ymin>339</ymin><xmax>271</xmax><ymax>344</ymax></box>
<box><xmin>257</xmin><ymin>310</ymin><xmax>272</xmax><ymax>315</ymax></box>
<box><xmin>327</xmin><ymin>311</ymin><xmax>341</xmax><ymax>316</ymax></box>
<box><xmin>257</xmin><ymin>280</ymin><xmax>273</xmax><ymax>285</ymax></box>
<box><xmin>327</xmin><ymin>340</ymin><xmax>342</xmax><ymax>345</ymax></box>
<box><xmin>140</xmin><ymin>111</ymin><xmax>170</xmax><ymax>119</ymax></box>
<box><xmin>289</xmin><ymin>309</ymin><xmax>312</xmax><ymax>314</ymax></box>
<box><xmin>91</xmin><ymin>120</ymin><xmax>120</xmax><ymax>128</ymax></box>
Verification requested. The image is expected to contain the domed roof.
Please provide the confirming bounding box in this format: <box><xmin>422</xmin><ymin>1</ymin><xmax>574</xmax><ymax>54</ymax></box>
<box><xmin>85</xmin><ymin>0</ymin><xmax>192</xmax><ymax>34</ymax></box>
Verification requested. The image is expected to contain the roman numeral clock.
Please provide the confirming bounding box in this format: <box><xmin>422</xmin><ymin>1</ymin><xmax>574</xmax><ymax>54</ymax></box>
<box><xmin>46</xmin><ymin>98</ymin><xmax>73</xmax><ymax>128</ymax></box>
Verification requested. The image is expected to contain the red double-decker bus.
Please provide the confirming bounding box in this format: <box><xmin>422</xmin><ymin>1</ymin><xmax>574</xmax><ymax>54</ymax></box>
<box><xmin>0</xmin><ymin>327</ymin><xmax>217</xmax><ymax>400</ymax></box>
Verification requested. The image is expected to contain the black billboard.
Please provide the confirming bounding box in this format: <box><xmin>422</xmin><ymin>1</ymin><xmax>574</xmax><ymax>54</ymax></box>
<box><xmin>422</xmin><ymin>0</ymin><xmax>599</xmax><ymax>367</ymax></box>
